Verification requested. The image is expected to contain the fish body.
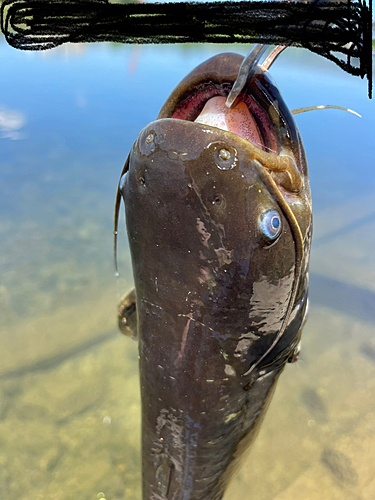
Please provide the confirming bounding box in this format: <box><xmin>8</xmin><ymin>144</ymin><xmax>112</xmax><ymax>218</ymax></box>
<box><xmin>117</xmin><ymin>52</ymin><xmax>312</xmax><ymax>500</ymax></box>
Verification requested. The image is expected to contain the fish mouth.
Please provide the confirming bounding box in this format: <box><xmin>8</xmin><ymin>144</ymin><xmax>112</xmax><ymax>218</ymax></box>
<box><xmin>170</xmin><ymin>83</ymin><xmax>277</xmax><ymax>154</ymax></box>
<box><xmin>157</xmin><ymin>52</ymin><xmax>300</xmax><ymax>160</ymax></box>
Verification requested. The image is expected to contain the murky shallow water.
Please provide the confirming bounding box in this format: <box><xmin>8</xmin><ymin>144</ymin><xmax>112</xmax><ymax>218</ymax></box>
<box><xmin>0</xmin><ymin>38</ymin><xmax>374</xmax><ymax>500</ymax></box>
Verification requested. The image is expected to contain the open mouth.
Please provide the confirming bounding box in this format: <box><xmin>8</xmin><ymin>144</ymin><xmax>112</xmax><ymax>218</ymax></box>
<box><xmin>170</xmin><ymin>82</ymin><xmax>278</xmax><ymax>154</ymax></box>
<box><xmin>156</xmin><ymin>52</ymin><xmax>304</xmax><ymax>193</ymax></box>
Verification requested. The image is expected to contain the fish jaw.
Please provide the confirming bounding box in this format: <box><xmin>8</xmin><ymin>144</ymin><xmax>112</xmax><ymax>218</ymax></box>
<box><xmin>121</xmin><ymin>116</ymin><xmax>312</xmax><ymax>500</ymax></box>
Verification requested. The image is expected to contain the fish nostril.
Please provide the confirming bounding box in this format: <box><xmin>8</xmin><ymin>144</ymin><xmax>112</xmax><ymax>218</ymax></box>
<box><xmin>146</xmin><ymin>133</ymin><xmax>154</xmax><ymax>144</ymax></box>
<box><xmin>140</xmin><ymin>130</ymin><xmax>156</xmax><ymax>156</ymax></box>
<box><xmin>210</xmin><ymin>193</ymin><xmax>226</xmax><ymax>209</ymax></box>
<box><xmin>219</xmin><ymin>148</ymin><xmax>231</xmax><ymax>160</ymax></box>
<box><xmin>212</xmin><ymin>144</ymin><xmax>238</xmax><ymax>170</ymax></box>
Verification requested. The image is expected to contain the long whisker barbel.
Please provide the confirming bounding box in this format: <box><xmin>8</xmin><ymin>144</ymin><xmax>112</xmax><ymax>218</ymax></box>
<box><xmin>291</xmin><ymin>104</ymin><xmax>361</xmax><ymax>117</ymax></box>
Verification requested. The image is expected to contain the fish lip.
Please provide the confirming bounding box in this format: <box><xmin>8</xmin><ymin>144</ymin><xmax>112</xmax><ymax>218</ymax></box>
<box><xmin>157</xmin><ymin>52</ymin><xmax>301</xmax><ymax>161</ymax></box>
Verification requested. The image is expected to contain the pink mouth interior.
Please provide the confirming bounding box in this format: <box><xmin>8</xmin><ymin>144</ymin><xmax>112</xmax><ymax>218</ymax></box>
<box><xmin>194</xmin><ymin>96</ymin><xmax>263</xmax><ymax>149</ymax></box>
<box><xmin>170</xmin><ymin>84</ymin><xmax>278</xmax><ymax>154</ymax></box>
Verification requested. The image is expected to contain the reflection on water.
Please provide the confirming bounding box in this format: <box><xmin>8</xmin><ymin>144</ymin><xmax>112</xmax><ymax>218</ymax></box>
<box><xmin>0</xmin><ymin>40</ymin><xmax>374</xmax><ymax>500</ymax></box>
<box><xmin>0</xmin><ymin>106</ymin><xmax>26</xmax><ymax>140</ymax></box>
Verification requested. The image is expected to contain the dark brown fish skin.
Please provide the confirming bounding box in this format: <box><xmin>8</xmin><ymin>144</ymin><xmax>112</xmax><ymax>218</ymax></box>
<box><xmin>118</xmin><ymin>53</ymin><xmax>312</xmax><ymax>500</ymax></box>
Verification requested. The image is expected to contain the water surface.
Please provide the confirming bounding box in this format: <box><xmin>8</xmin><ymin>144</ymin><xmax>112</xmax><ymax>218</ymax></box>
<box><xmin>0</xmin><ymin>39</ymin><xmax>374</xmax><ymax>500</ymax></box>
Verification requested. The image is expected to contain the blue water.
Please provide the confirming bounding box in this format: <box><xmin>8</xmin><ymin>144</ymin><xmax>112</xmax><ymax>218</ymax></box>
<box><xmin>0</xmin><ymin>38</ymin><xmax>374</xmax><ymax>500</ymax></box>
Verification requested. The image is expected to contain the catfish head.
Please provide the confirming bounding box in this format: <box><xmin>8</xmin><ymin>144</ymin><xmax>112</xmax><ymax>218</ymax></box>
<box><xmin>115</xmin><ymin>51</ymin><xmax>312</xmax><ymax>500</ymax></box>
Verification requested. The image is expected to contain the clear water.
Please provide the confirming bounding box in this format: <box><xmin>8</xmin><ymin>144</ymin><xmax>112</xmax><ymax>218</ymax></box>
<box><xmin>0</xmin><ymin>36</ymin><xmax>374</xmax><ymax>500</ymax></box>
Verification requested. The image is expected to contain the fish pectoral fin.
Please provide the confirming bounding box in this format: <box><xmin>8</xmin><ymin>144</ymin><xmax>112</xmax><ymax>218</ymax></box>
<box><xmin>118</xmin><ymin>288</ymin><xmax>138</xmax><ymax>339</ymax></box>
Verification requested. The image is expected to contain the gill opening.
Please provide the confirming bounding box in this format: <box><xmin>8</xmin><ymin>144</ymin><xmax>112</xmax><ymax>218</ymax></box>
<box><xmin>114</xmin><ymin>154</ymin><xmax>130</xmax><ymax>275</ymax></box>
<box><xmin>243</xmin><ymin>160</ymin><xmax>305</xmax><ymax>380</ymax></box>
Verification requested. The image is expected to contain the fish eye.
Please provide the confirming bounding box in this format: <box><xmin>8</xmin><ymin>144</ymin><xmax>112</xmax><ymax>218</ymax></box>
<box><xmin>259</xmin><ymin>210</ymin><xmax>282</xmax><ymax>242</ymax></box>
